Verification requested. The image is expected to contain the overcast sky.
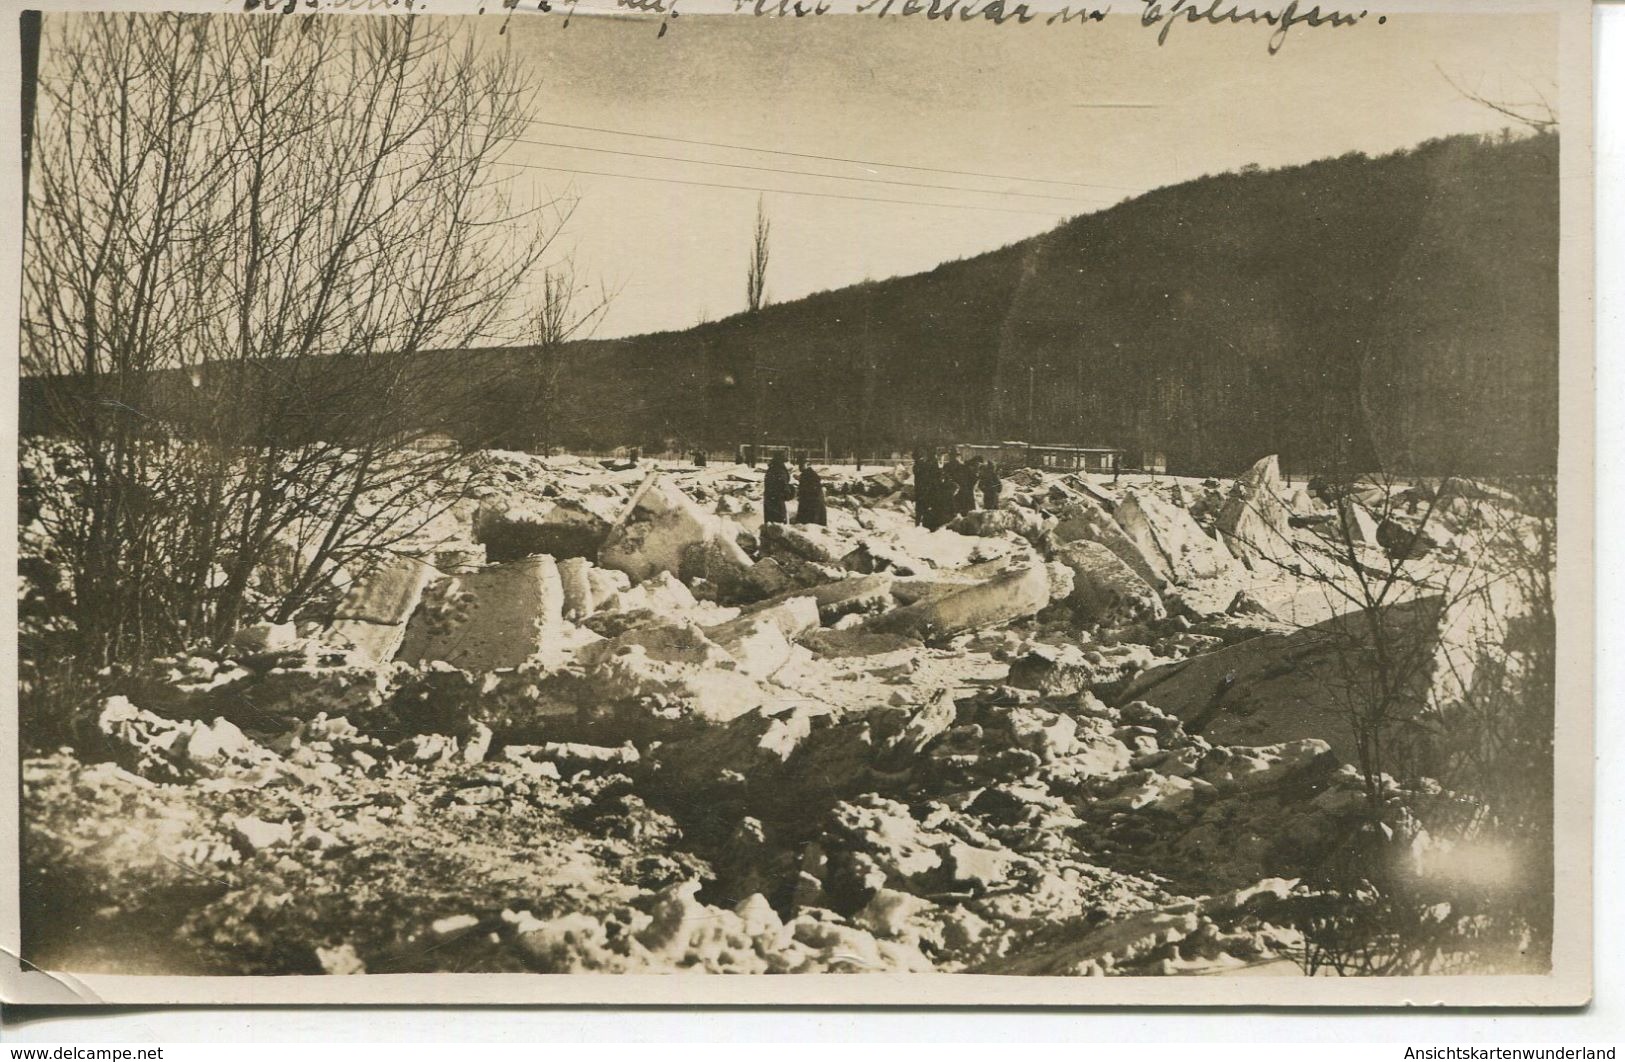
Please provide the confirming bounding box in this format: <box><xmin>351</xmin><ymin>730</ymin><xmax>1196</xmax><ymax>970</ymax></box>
<box><xmin>483</xmin><ymin>11</ymin><xmax>1554</xmax><ymax>338</ymax></box>
<box><xmin>29</xmin><ymin>7</ymin><xmax>1563</xmax><ymax>343</ymax></box>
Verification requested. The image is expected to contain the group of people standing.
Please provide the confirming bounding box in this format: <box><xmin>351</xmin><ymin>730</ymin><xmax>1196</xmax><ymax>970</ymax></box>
<box><xmin>913</xmin><ymin>450</ymin><xmax>1000</xmax><ymax>530</ymax></box>
<box><xmin>762</xmin><ymin>453</ymin><xmax>827</xmax><ymax>527</ymax></box>
<box><xmin>759</xmin><ymin>448</ymin><xmax>999</xmax><ymax>531</ymax></box>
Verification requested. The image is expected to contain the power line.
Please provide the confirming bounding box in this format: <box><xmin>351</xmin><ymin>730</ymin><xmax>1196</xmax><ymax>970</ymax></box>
<box><xmin>488</xmin><ymin>155</ymin><xmax>1079</xmax><ymax>218</ymax></box>
<box><xmin>514</xmin><ymin>117</ymin><xmax>1139</xmax><ymax>193</ymax></box>
<box><xmin>403</xmin><ymin>145</ymin><xmax>1084</xmax><ymax>216</ymax></box>
<box><xmin>37</xmin><ymin>39</ymin><xmax>1141</xmax><ymax>200</ymax></box>
<box><xmin>508</xmin><ymin>134</ymin><xmax>1120</xmax><ymax>206</ymax></box>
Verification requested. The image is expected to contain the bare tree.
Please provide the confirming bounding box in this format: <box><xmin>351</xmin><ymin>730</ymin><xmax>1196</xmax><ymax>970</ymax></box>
<box><xmin>1216</xmin><ymin>455</ymin><xmax>1558</xmax><ymax>974</ymax></box>
<box><xmin>22</xmin><ymin>13</ymin><xmax>568</xmax><ymax>668</ymax></box>
<box><xmin>519</xmin><ymin>256</ymin><xmax>614</xmax><ymax>454</ymax></box>
<box><xmin>1436</xmin><ymin>64</ymin><xmax>1558</xmax><ymax>133</ymax></box>
<box><xmin>743</xmin><ymin>195</ymin><xmax>773</xmax><ymax>443</ymax></box>
<box><xmin>746</xmin><ymin>195</ymin><xmax>771</xmax><ymax>314</ymax></box>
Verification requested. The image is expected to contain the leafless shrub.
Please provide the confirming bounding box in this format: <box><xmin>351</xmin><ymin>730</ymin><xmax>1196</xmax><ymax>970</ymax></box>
<box><xmin>1218</xmin><ymin>457</ymin><xmax>1557</xmax><ymax>973</ymax></box>
<box><xmin>22</xmin><ymin>13</ymin><xmax>571</xmax><ymax>672</ymax></box>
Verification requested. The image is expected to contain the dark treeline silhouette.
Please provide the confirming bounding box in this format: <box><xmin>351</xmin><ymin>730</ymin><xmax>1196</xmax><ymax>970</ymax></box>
<box><xmin>22</xmin><ymin>131</ymin><xmax>1558</xmax><ymax>475</ymax></box>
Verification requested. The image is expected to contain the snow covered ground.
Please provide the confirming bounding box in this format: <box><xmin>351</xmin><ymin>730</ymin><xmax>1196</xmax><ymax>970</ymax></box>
<box><xmin>18</xmin><ymin>449</ymin><xmax>1542</xmax><ymax>976</ymax></box>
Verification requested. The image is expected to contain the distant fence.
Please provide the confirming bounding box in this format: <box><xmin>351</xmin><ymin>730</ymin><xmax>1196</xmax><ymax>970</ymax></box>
<box><xmin>540</xmin><ymin>447</ymin><xmax>908</xmax><ymax>469</ymax></box>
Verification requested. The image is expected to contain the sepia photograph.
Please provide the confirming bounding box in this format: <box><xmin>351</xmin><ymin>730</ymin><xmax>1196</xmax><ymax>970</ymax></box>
<box><xmin>2</xmin><ymin>0</ymin><xmax>1595</xmax><ymax>1006</ymax></box>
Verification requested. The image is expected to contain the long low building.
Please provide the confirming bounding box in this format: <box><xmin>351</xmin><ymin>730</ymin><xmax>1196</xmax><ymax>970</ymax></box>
<box><xmin>955</xmin><ymin>441</ymin><xmax>1125</xmax><ymax>474</ymax></box>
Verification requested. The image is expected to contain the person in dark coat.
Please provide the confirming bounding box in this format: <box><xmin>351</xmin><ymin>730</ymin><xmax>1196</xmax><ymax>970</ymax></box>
<box><xmin>763</xmin><ymin>454</ymin><xmax>791</xmax><ymax>524</ymax></box>
<box><xmin>977</xmin><ymin>460</ymin><xmax>1002</xmax><ymax>511</ymax></box>
<box><xmin>941</xmin><ymin>454</ymin><xmax>969</xmax><ymax>518</ymax></box>
<box><xmin>794</xmin><ymin>462</ymin><xmax>827</xmax><ymax>526</ymax></box>
<box><xmin>941</xmin><ymin>453</ymin><xmax>962</xmax><ymax>485</ymax></box>
<box><xmin>913</xmin><ymin>450</ymin><xmax>940</xmax><ymax>527</ymax></box>
<box><xmin>927</xmin><ymin>456</ymin><xmax>958</xmax><ymax>531</ymax></box>
<box><xmin>955</xmin><ymin>457</ymin><xmax>981</xmax><ymax>514</ymax></box>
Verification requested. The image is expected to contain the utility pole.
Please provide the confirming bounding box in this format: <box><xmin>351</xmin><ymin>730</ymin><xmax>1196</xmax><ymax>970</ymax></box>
<box><xmin>755</xmin><ymin>360</ymin><xmax>765</xmax><ymax>448</ymax></box>
<box><xmin>1027</xmin><ymin>365</ymin><xmax>1036</xmax><ymax>443</ymax></box>
<box><xmin>1076</xmin><ymin>353</ymin><xmax>1084</xmax><ymax>445</ymax></box>
<box><xmin>755</xmin><ymin>362</ymin><xmax>780</xmax><ymax>448</ymax></box>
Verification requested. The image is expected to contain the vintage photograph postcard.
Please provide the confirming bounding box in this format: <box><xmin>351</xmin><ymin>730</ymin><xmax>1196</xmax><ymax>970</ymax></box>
<box><xmin>0</xmin><ymin>0</ymin><xmax>1594</xmax><ymax>1006</ymax></box>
